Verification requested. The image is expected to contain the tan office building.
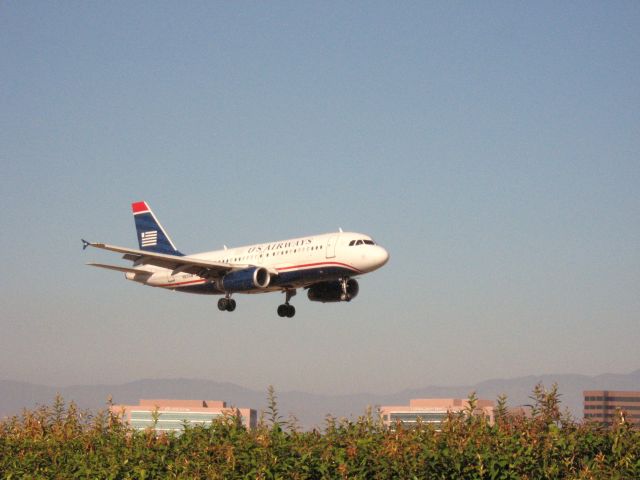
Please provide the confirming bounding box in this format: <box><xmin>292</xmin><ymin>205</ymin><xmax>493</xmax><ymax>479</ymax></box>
<box><xmin>380</xmin><ymin>398</ymin><xmax>494</xmax><ymax>429</ymax></box>
<box><xmin>110</xmin><ymin>399</ymin><xmax>257</xmax><ymax>433</ymax></box>
<box><xmin>584</xmin><ymin>391</ymin><xmax>640</xmax><ymax>427</ymax></box>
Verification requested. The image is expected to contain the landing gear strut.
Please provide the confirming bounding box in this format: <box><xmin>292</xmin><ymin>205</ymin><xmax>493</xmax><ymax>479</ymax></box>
<box><xmin>339</xmin><ymin>277</ymin><xmax>350</xmax><ymax>301</ymax></box>
<box><xmin>218</xmin><ymin>296</ymin><xmax>236</xmax><ymax>312</ymax></box>
<box><xmin>277</xmin><ymin>289</ymin><xmax>296</xmax><ymax>317</ymax></box>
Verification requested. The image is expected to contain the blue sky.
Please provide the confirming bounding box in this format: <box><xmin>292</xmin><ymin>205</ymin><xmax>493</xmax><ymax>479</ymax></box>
<box><xmin>1</xmin><ymin>2</ymin><xmax>639</xmax><ymax>395</ymax></box>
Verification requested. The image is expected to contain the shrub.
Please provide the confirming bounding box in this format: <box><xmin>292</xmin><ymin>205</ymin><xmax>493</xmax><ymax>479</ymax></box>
<box><xmin>1</xmin><ymin>387</ymin><xmax>638</xmax><ymax>479</ymax></box>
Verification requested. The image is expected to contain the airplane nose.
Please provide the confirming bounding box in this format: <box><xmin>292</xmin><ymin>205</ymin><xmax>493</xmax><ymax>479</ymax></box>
<box><xmin>357</xmin><ymin>244</ymin><xmax>390</xmax><ymax>272</ymax></box>
<box><xmin>371</xmin><ymin>245</ymin><xmax>389</xmax><ymax>269</ymax></box>
<box><xmin>378</xmin><ymin>246</ymin><xmax>390</xmax><ymax>266</ymax></box>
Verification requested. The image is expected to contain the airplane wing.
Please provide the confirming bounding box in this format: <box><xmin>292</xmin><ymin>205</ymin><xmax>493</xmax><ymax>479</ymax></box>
<box><xmin>83</xmin><ymin>241</ymin><xmax>242</xmax><ymax>277</ymax></box>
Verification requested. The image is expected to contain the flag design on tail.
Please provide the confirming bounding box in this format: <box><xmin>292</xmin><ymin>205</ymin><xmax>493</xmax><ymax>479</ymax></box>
<box><xmin>140</xmin><ymin>230</ymin><xmax>158</xmax><ymax>247</ymax></box>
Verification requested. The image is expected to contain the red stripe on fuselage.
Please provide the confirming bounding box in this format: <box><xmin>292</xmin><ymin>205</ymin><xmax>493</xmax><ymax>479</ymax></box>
<box><xmin>276</xmin><ymin>261</ymin><xmax>361</xmax><ymax>274</ymax></box>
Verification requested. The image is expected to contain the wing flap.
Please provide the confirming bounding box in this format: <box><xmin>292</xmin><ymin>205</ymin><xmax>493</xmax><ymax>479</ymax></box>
<box><xmin>87</xmin><ymin>263</ymin><xmax>153</xmax><ymax>275</ymax></box>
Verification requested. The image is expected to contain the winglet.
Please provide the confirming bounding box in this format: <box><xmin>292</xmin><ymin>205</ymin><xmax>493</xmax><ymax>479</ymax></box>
<box><xmin>81</xmin><ymin>239</ymin><xmax>91</xmax><ymax>250</ymax></box>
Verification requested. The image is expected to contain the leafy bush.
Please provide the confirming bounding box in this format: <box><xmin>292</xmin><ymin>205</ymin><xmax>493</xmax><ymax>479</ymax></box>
<box><xmin>1</xmin><ymin>387</ymin><xmax>638</xmax><ymax>479</ymax></box>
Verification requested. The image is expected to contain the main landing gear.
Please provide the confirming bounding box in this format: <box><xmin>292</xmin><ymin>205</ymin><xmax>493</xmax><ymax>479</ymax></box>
<box><xmin>277</xmin><ymin>289</ymin><xmax>296</xmax><ymax>318</ymax></box>
<box><xmin>217</xmin><ymin>296</ymin><xmax>236</xmax><ymax>312</ymax></box>
<box><xmin>217</xmin><ymin>290</ymin><xmax>298</xmax><ymax>317</ymax></box>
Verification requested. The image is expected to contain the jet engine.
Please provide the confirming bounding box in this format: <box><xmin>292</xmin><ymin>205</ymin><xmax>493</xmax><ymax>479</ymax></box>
<box><xmin>307</xmin><ymin>279</ymin><xmax>359</xmax><ymax>303</ymax></box>
<box><xmin>221</xmin><ymin>267</ymin><xmax>271</xmax><ymax>292</ymax></box>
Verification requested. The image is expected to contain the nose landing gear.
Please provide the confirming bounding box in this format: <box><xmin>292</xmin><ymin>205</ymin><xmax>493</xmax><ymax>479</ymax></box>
<box><xmin>277</xmin><ymin>289</ymin><xmax>296</xmax><ymax>317</ymax></box>
<box><xmin>277</xmin><ymin>303</ymin><xmax>295</xmax><ymax>317</ymax></box>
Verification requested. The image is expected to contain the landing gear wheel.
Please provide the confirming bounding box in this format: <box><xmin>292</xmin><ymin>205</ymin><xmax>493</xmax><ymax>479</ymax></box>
<box><xmin>277</xmin><ymin>304</ymin><xmax>295</xmax><ymax>318</ymax></box>
<box><xmin>218</xmin><ymin>298</ymin><xmax>228</xmax><ymax>311</ymax></box>
<box><xmin>218</xmin><ymin>297</ymin><xmax>236</xmax><ymax>312</ymax></box>
<box><xmin>277</xmin><ymin>289</ymin><xmax>297</xmax><ymax>317</ymax></box>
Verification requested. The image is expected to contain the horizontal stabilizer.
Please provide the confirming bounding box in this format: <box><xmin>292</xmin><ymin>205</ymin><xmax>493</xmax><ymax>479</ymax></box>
<box><xmin>87</xmin><ymin>263</ymin><xmax>152</xmax><ymax>275</ymax></box>
<box><xmin>84</xmin><ymin>241</ymin><xmax>239</xmax><ymax>273</ymax></box>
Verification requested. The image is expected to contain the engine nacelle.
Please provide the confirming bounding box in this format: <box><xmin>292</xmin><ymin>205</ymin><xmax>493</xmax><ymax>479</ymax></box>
<box><xmin>307</xmin><ymin>279</ymin><xmax>359</xmax><ymax>303</ymax></box>
<box><xmin>221</xmin><ymin>267</ymin><xmax>271</xmax><ymax>292</ymax></box>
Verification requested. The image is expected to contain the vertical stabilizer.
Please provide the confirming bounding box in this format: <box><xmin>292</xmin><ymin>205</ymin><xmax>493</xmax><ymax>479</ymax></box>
<box><xmin>131</xmin><ymin>201</ymin><xmax>184</xmax><ymax>256</ymax></box>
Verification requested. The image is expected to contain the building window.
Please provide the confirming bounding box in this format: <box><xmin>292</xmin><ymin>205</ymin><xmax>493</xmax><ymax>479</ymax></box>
<box><xmin>389</xmin><ymin>412</ymin><xmax>448</xmax><ymax>423</ymax></box>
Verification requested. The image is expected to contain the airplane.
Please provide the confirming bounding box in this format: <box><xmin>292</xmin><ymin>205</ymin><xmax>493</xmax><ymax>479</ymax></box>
<box><xmin>82</xmin><ymin>201</ymin><xmax>389</xmax><ymax>317</ymax></box>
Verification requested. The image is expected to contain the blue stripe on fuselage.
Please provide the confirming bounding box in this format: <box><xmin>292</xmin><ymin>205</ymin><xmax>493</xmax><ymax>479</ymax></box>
<box><xmin>270</xmin><ymin>266</ymin><xmax>355</xmax><ymax>288</ymax></box>
<box><xmin>164</xmin><ymin>266</ymin><xmax>356</xmax><ymax>294</ymax></box>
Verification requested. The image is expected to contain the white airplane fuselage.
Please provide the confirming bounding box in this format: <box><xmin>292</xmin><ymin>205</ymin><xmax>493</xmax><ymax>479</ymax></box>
<box><xmin>126</xmin><ymin>231</ymin><xmax>389</xmax><ymax>295</ymax></box>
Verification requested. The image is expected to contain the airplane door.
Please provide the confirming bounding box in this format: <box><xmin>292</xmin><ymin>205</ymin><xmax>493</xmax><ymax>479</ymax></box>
<box><xmin>326</xmin><ymin>236</ymin><xmax>337</xmax><ymax>259</ymax></box>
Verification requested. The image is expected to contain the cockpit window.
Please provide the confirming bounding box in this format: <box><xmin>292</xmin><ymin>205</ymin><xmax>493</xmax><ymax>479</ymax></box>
<box><xmin>349</xmin><ymin>239</ymin><xmax>376</xmax><ymax>246</ymax></box>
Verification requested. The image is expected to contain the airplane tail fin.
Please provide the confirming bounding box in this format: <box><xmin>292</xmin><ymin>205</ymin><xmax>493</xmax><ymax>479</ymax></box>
<box><xmin>131</xmin><ymin>201</ymin><xmax>184</xmax><ymax>256</ymax></box>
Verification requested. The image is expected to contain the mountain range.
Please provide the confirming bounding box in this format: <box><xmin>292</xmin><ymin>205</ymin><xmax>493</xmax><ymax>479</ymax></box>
<box><xmin>2</xmin><ymin>370</ymin><xmax>639</xmax><ymax>429</ymax></box>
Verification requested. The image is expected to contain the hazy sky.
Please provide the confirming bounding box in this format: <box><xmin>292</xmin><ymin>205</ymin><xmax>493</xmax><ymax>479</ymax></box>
<box><xmin>1</xmin><ymin>2</ymin><xmax>638</xmax><ymax>395</ymax></box>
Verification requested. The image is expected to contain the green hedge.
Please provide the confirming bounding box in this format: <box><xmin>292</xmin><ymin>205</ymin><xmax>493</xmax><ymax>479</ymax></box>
<box><xmin>1</xmin><ymin>386</ymin><xmax>638</xmax><ymax>479</ymax></box>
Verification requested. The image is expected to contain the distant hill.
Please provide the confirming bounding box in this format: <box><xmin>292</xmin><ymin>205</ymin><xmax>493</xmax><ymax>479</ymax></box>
<box><xmin>2</xmin><ymin>370</ymin><xmax>639</xmax><ymax>429</ymax></box>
